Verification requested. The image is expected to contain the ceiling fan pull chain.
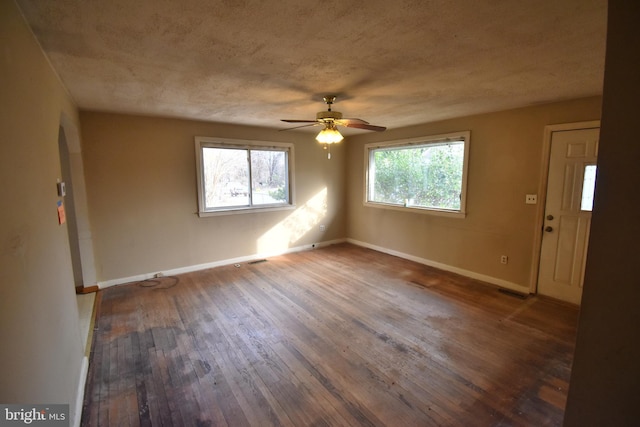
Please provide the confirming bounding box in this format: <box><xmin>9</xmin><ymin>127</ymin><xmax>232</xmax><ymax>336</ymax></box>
<box><xmin>324</xmin><ymin>143</ymin><xmax>331</xmax><ymax>159</ymax></box>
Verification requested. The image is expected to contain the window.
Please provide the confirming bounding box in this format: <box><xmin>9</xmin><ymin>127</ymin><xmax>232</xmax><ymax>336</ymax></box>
<box><xmin>195</xmin><ymin>137</ymin><xmax>294</xmax><ymax>216</ymax></box>
<box><xmin>365</xmin><ymin>131</ymin><xmax>470</xmax><ymax>217</ymax></box>
<box><xmin>580</xmin><ymin>164</ymin><xmax>597</xmax><ymax>211</ymax></box>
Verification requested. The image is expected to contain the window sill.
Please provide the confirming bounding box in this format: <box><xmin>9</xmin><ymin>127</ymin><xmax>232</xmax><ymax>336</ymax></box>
<box><xmin>198</xmin><ymin>204</ymin><xmax>297</xmax><ymax>217</ymax></box>
<box><xmin>364</xmin><ymin>201</ymin><xmax>466</xmax><ymax>219</ymax></box>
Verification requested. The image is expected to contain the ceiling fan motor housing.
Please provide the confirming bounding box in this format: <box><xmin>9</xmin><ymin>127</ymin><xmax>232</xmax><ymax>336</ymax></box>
<box><xmin>317</xmin><ymin>110</ymin><xmax>343</xmax><ymax>121</ymax></box>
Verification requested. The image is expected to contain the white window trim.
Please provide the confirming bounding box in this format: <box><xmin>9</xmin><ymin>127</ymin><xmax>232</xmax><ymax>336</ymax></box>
<box><xmin>363</xmin><ymin>131</ymin><xmax>470</xmax><ymax>218</ymax></box>
<box><xmin>195</xmin><ymin>136</ymin><xmax>295</xmax><ymax>217</ymax></box>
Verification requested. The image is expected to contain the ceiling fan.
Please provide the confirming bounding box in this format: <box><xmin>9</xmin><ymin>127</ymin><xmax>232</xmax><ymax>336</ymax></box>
<box><xmin>281</xmin><ymin>96</ymin><xmax>386</xmax><ymax>156</ymax></box>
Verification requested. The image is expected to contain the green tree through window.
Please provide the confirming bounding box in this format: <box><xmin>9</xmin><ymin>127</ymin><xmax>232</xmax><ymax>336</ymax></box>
<box><xmin>367</xmin><ymin>132</ymin><xmax>469</xmax><ymax>215</ymax></box>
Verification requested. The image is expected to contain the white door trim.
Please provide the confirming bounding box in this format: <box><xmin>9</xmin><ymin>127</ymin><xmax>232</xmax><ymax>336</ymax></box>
<box><xmin>60</xmin><ymin>112</ymin><xmax>98</xmax><ymax>288</ymax></box>
<box><xmin>529</xmin><ymin>120</ymin><xmax>600</xmax><ymax>294</ymax></box>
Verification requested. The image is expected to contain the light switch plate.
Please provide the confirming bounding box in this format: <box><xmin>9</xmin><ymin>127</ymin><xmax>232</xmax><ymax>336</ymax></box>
<box><xmin>57</xmin><ymin>181</ymin><xmax>66</xmax><ymax>197</ymax></box>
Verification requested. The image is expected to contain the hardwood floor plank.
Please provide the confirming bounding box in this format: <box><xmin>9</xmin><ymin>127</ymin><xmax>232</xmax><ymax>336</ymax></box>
<box><xmin>251</xmin><ymin>256</ymin><xmax>483</xmax><ymax>424</ymax></box>
<box><xmin>82</xmin><ymin>243</ymin><xmax>578</xmax><ymax>426</ymax></box>
<box><xmin>222</xmin><ymin>272</ymin><xmax>388</xmax><ymax>425</ymax></box>
<box><xmin>231</xmin><ymin>267</ymin><xmax>457</xmax><ymax>426</ymax></box>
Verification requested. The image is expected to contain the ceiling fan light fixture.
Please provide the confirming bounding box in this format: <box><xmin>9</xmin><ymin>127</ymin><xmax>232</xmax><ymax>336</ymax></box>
<box><xmin>316</xmin><ymin>123</ymin><xmax>343</xmax><ymax>144</ymax></box>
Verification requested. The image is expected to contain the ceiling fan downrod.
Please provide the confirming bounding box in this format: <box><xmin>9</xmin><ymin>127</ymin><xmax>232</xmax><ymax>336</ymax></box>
<box><xmin>323</xmin><ymin>95</ymin><xmax>336</xmax><ymax>111</ymax></box>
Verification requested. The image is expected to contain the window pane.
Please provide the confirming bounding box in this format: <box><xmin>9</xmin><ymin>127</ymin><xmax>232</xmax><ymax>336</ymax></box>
<box><xmin>370</xmin><ymin>141</ymin><xmax>464</xmax><ymax>211</ymax></box>
<box><xmin>581</xmin><ymin>164</ymin><xmax>597</xmax><ymax>211</ymax></box>
<box><xmin>250</xmin><ymin>150</ymin><xmax>288</xmax><ymax>205</ymax></box>
<box><xmin>202</xmin><ymin>147</ymin><xmax>249</xmax><ymax>208</ymax></box>
<box><xmin>196</xmin><ymin>138</ymin><xmax>294</xmax><ymax>215</ymax></box>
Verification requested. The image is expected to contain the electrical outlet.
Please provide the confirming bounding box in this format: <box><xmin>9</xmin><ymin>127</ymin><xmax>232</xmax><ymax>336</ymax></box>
<box><xmin>500</xmin><ymin>255</ymin><xmax>508</xmax><ymax>264</ymax></box>
<box><xmin>319</xmin><ymin>224</ymin><xmax>326</xmax><ymax>232</ymax></box>
<box><xmin>525</xmin><ymin>194</ymin><xmax>537</xmax><ymax>204</ymax></box>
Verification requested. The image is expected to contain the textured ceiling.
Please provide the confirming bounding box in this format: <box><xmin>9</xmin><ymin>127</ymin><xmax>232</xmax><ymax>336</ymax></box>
<box><xmin>16</xmin><ymin>0</ymin><xmax>607</xmax><ymax>132</ymax></box>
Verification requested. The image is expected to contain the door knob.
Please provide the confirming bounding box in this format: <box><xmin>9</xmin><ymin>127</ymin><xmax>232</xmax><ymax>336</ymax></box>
<box><xmin>545</xmin><ymin>226</ymin><xmax>553</xmax><ymax>232</ymax></box>
<box><xmin>546</xmin><ymin>215</ymin><xmax>554</xmax><ymax>220</ymax></box>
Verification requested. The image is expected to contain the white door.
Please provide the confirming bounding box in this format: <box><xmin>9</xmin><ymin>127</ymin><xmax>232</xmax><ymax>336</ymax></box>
<box><xmin>537</xmin><ymin>127</ymin><xmax>599</xmax><ymax>305</ymax></box>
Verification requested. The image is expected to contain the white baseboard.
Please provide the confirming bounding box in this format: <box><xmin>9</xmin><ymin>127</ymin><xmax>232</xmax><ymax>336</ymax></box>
<box><xmin>346</xmin><ymin>238</ymin><xmax>529</xmax><ymax>294</ymax></box>
<box><xmin>98</xmin><ymin>237</ymin><xmax>527</xmax><ymax>294</ymax></box>
<box><xmin>71</xmin><ymin>355</ymin><xmax>89</xmax><ymax>427</ymax></box>
<box><xmin>98</xmin><ymin>238</ymin><xmax>347</xmax><ymax>289</ymax></box>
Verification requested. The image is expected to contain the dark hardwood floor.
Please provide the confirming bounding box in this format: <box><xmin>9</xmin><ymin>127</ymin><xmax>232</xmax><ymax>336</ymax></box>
<box><xmin>81</xmin><ymin>243</ymin><xmax>579</xmax><ymax>426</ymax></box>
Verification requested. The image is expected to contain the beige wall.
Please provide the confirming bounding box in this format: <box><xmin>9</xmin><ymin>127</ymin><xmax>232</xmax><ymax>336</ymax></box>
<box><xmin>346</xmin><ymin>97</ymin><xmax>602</xmax><ymax>291</ymax></box>
<box><xmin>80</xmin><ymin>112</ymin><xmax>346</xmax><ymax>283</ymax></box>
<box><xmin>0</xmin><ymin>0</ymin><xmax>85</xmax><ymax>423</ymax></box>
<box><xmin>83</xmin><ymin>97</ymin><xmax>603</xmax><ymax>289</ymax></box>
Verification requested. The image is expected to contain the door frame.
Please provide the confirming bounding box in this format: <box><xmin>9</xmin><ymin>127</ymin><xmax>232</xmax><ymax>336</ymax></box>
<box><xmin>529</xmin><ymin>120</ymin><xmax>600</xmax><ymax>294</ymax></box>
<box><xmin>59</xmin><ymin>112</ymin><xmax>98</xmax><ymax>290</ymax></box>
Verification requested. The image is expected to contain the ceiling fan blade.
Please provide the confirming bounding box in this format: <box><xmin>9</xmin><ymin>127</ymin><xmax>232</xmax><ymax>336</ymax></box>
<box><xmin>280</xmin><ymin>96</ymin><xmax>386</xmax><ymax>134</ymax></box>
<box><xmin>343</xmin><ymin>122</ymin><xmax>387</xmax><ymax>132</ymax></box>
<box><xmin>337</xmin><ymin>118</ymin><xmax>370</xmax><ymax>125</ymax></box>
<box><xmin>279</xmin><ymin>123</ymin><xmax>321</xmax><ymax>131</ymax></box>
